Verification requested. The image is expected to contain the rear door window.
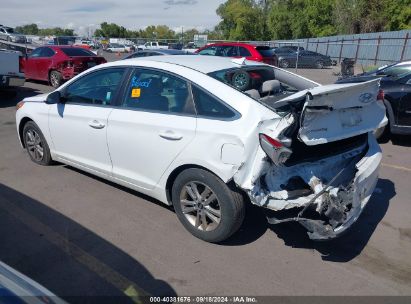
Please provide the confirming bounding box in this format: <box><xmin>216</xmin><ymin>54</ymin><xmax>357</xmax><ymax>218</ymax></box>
<box><xmin>239</xmin><ymin>47</ymin><xmax>251</xmax><ymax>57</ymax></box>
<box><xmin>40</xmin><ymin>48</ymin><xmax>55</xmax><ymax>57</ymax></box>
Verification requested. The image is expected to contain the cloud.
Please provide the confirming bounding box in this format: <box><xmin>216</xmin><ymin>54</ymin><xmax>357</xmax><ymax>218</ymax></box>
<box><xmin>0</xmin><ymin>0</ymin><xmax>225</xmax><ymax>34</ymax></box>
<box><xmin>66</xmin><ymin>2</ymin><xmax>116</xmax><ymax>13</ymax></box>
<box><xmin>164</xmin><ymin>0</ymin><xmax>198</xmax><ymax>5</ymax></box>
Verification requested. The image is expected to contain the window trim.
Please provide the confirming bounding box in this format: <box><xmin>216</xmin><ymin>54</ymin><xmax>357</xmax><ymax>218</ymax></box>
<box><xmin>60</xmin><ymin>67</ymin><xmax>130</xmax><ymax>108</ymax></box>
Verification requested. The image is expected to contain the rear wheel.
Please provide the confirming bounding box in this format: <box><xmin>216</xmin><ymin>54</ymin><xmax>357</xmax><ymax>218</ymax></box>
<box><xmin>280</xmin><ymin>59</ymin><xmax>290</xmax><ymax>68</ymax></box>
<box><xmin>172</xmin><ymin>168</ymin><xmax>245</xmax><ymax>243</ymax></box>
<box><xmin>23</xmin><ymin>121</ymin><xmax>52</xmax><ymax>166</ymax></box>
<box><xmin>49</xmin><ymin>70</ymin><xmax>62</xmax><ymax>88</ymax></box>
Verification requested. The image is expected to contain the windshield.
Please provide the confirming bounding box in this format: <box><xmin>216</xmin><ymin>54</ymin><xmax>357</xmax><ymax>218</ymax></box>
<box><xmin>61</xmin><ymin>48</ymin><xmax>95</xmax><ymax>57</ymax></box>
<box><xmin>378</xmin><ymin>64</ymin><xmax>411</xmax><ymax>79</ymax></box>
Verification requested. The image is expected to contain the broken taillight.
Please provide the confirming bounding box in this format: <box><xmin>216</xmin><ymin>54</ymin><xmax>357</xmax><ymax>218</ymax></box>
<box><xmin>259</xmin><ymin>134</ymin><xmax>283</xmax><ymax>148</ymax></box>
<box><xmin>377</xmin><ymin>89</ymin><xmax>384</xmax><ymax>101</ymax></box>
<box><xmin>259</xmin><ymin>134</ymin><xmax>292</xmax><ymax>166</ymax></box>
<box><xmin>19</xmin><ymin>56</ymin><xmax>24</xmax><ymax>73</ymax></box>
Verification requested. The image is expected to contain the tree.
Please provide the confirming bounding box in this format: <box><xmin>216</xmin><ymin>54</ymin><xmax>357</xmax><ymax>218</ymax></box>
<box><xmin>216</xmin><ymin>0</ymin><xmax>265</xmax><ymax>40</ymax></box>
<box><xmin>15</xmin><ymin>23</ymin><xmax>39</xmax><ymax>35</ymax></box>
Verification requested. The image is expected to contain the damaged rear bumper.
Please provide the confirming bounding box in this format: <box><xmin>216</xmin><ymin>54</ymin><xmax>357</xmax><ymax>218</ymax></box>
<box><xmin>247</xmin><ymin>133</ymin><xmax>381</xmax><ymax>240</ymax></box>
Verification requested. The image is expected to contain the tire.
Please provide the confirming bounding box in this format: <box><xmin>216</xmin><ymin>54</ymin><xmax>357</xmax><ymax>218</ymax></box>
<box><xmin>280</xmin><ymin>59</ymin><xmax>290</xmax><ymax>68</ymax></box>
<box><xmin>231</xmin><ymin>70</ymin><xmax>250</xmax><ymax>91</ymax></box>
<box><xmin>315</xmin><ymin>60</ymin><xmax>324</xmax><ymax>69</ymax></box>
<box><xmin>22</xmin><ymin>121</ymin><xmax>52</xmax><ymax>166</ymax></box>
<box><xmin>49</xmin><ymin>70</ymin><xmax>63</xmax><ymax>88</ymax></box>
<box><xmin>171</xmin><ymin>168</ymin><xmax>245</xmax><ymax>243</ymax></box>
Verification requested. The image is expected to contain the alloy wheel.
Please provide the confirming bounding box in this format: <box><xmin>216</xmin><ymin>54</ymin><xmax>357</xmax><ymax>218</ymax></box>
<box><xmin>50</xmin><ymin>73</ymin><xmax>59</xmax><ymax>87</ymax></box>
<box><xmin>25</xmin><ymin>129</ymin><xmax>44</xmax><ymax>162</ymax></box>
<box><xmin>180</xmin><ymin>181</ymin><xmax>221</xmax><ymax>232</ymax></box>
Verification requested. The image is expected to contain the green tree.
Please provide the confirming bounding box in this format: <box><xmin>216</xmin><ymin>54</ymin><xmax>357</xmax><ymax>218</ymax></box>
<box><xmin>15</xmin><ymin>23</ymin><xmax>39</xmax><ymax>35</ymax></box>
<box><xmin>216</xmin><ymin>0</ymin><xmax>265</xmax><ymax>40</ymax></box>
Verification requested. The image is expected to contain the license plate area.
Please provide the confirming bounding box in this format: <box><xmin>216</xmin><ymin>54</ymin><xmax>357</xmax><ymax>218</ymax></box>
<box><xmin>339</xmin><ymin>108</ymin><xmax>362</xmax><ymax>128</ymax></box>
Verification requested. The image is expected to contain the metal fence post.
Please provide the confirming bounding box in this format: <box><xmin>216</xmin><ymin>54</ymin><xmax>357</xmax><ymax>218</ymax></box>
<box><xmin>338</xmin><ymin>38</ymin><xmax>344</xmax><ymax>63</ymax></box>
<box><xmin>315</xmin><ymin>39</ymin><xmax>319</xmax><ymax>52</ymax></box>
<box><xmin>325</xmin><ymin>39</ymin><xmax>330</xmax><ymax>56</ymax></box>
<box><xmin>355</xmin><ymin>38</ymin><xmax>361</xmax><ymax>62</ymax></box>
<box><xmin>374</xmin><ymin>35</ymin><xmax>381</xmax><ymax>65</ymax></box>
<box><xmin>306</xmin><ymin>38</ymin><xmax>309</xmax><ymax>50</ymax></box>
<box><xmin>400</xmin><ymin>32</ymin><xmax>409</xmax><ymax>61</ymax></box>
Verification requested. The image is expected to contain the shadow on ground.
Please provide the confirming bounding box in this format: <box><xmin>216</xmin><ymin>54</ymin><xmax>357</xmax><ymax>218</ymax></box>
<box><xmin>267</xmin><ymin>178</ymin><xmax>395</xmax><ymax>262</ymax></box>
<box><xmin>65</xmin><ymin>164</ymin><xmax>394</xmax><ymax>258</ymax></box>
<box><xmin>0</xmin><ymin>183</ymin><xmax>176</xmax><ymax>303</ymax></box>
<box><xmin>391</xmin><ymin>134</ymin><xmax>411</xmax><ymax>147</ymax></box>
<box><xmin>0</xmin><ymin>86</ymin><xmax>44</xmax><ymax>108</ymax></box>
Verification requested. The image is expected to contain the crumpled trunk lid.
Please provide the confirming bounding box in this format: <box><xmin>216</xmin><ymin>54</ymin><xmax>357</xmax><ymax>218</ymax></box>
<box><xmin>278</xmin><ymin>79</ymin><xmax>386</xmax><ymax>146</ymax></box>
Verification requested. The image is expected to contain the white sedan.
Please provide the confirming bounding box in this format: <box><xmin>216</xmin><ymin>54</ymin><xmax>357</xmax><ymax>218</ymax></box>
<box><xmin>16</xmin><ymin>56</ymin><xmax>387</xmax><ymax>242</ymax></box>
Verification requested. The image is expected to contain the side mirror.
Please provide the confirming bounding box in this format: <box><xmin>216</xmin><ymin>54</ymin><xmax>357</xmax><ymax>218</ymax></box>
<box><xmin>45</xmin><ymin>91</ymin><xmax>61</xmax><ymax>104</ymax></box>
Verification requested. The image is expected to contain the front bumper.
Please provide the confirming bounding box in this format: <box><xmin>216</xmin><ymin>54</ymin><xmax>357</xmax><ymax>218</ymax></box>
<box><xmin>265</xmin><ymin>133</ymin><xmax>382</xmax><ymax>240</ymax></box>
<box><xmin>0</xmin><ymin>75</ymin><xmax>25</xmax><ymax>87</ymax></box>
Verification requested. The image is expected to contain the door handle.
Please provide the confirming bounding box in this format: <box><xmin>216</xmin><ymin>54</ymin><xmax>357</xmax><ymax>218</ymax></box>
<box><xmin>159</xmin><ymin>130</ymin><xmax>183</xmax><ymax>140</ymax></box>
<box><xmin>88</xmin><ymin>120</ymin><xmax>105</xmax><ymax>129</ymax></box>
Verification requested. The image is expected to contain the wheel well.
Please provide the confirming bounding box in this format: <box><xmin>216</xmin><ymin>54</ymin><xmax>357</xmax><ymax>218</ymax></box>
<box><xmin>18</xmin><ymin>117</ymin><xmax>33</xmax><ymax>148</ymax></box>
<box><xmin>165</xmin><ymin>164</ymin><xmax>239</xmax><ymax>203</ymax></box>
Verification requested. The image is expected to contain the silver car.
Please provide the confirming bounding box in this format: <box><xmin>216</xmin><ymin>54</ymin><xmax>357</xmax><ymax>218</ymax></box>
<box><xmin>0</xmin><ymin>26</ymin><xmax>26</xmax><ymax>43</ymax></box>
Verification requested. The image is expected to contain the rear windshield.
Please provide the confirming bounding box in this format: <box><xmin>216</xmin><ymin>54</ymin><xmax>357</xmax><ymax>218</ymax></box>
<box><xmin>60</xmin><ymin>48</ymin><xmax>95</xmax><ymax>57</ymax></box>
<box><xmin>256</xmin><ymin>47</ymin><xmax>275</xmax><ymax>57</ymax></box>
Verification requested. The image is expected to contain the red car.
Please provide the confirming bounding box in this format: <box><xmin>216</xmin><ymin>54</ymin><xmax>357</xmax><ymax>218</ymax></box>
<box><xmin>23</xmin><ymin>46</ymin><xmax>106</xmax><ymax>88</ymax></box>
<box><xmin>195</xmin><ymin>42</ymin><xmax>278</xmax><ymax>66</ymax></box>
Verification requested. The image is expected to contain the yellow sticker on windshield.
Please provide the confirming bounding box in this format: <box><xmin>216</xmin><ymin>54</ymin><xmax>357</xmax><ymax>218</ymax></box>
<box><xmin>131</xmin><ymin>88</ymin><xmax>141</xmax><ymax>98</ymax></box>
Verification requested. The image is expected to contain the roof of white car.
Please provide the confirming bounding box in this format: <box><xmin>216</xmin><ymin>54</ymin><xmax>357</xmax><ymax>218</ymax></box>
<box><xmin>117</xmin><ymin>55</ymin><xmax>267</xmax><ymax>74</ymax></box>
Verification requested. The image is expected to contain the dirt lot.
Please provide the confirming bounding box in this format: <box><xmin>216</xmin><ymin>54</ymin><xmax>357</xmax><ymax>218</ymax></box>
<box><xmin>0</xmin><ymin>64</ymin><xmax>410</xmax><ymax>302</ymax></box>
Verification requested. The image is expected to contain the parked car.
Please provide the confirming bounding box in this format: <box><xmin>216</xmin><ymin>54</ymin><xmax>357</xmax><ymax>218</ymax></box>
<box><xmin>336</xmin><ymin>61</ymin><xmax>411</xmax><ymax>139</ymax></box>
<box><xmin>106</xmin><ymin>43</ymin><xmax>129</xmax><ymax>53</ymax></box>
<box><xmin>0</xmin><ymin>49</ymin><xmax>25</xmax><ymax>88</ymax></box>
<box><xmin>16</xmin><ymin>56</ymin><xmax>385</xmax><ymax>242</ymax></box>
<box><xmin>124</xmin><ymin>49</ymin><xmax>192</xmax><ymax>59</ymax></box>
<box><xmin>0</xmin><ymin>26</ymin><xmax>27</xmax><ymax>43</ymax></box>
<box><xmin>277</xmin><ymin>50</ymin><xmax>332</xmax><ymax>69</ymax></box>
<box><xmin>23</xmin><ymin>46</ymin><xmax>106</xmax><ymax>88</ymax></box>
<box><xmin>273</xmin><ymin>46</ymin><xmax>304</xmax><ymax>53</ymax></box>
<box><xmin>138</xmin><ymin>41</ymin><xmax>169</xmax><ymax>50</ymax></box>
<box><xmin>195</xmin><ymin>43</ymin><xmax>278</xmax><ymax>66</ymax></box>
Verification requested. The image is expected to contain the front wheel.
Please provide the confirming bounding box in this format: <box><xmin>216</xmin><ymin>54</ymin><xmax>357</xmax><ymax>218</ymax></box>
<box><xmin>23</xmin><ymin>121</ymin><xmax>52</xmax><ymax>166</ymax></box>
<box><xmin>315</xmin><ymin>60</ymin><xmax>324</xmax><ymax>69</ymax></box>
<box><xmin>172</xmin><ymin>168</ymin><xmax>245</xmax><ymax>243</ymax></box>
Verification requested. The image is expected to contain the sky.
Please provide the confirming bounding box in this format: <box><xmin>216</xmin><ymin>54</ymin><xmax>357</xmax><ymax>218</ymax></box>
<box><xmin>0</xmin><ymin>0</ymin><xmax>226</xmax><ymax>35</ymax></box>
